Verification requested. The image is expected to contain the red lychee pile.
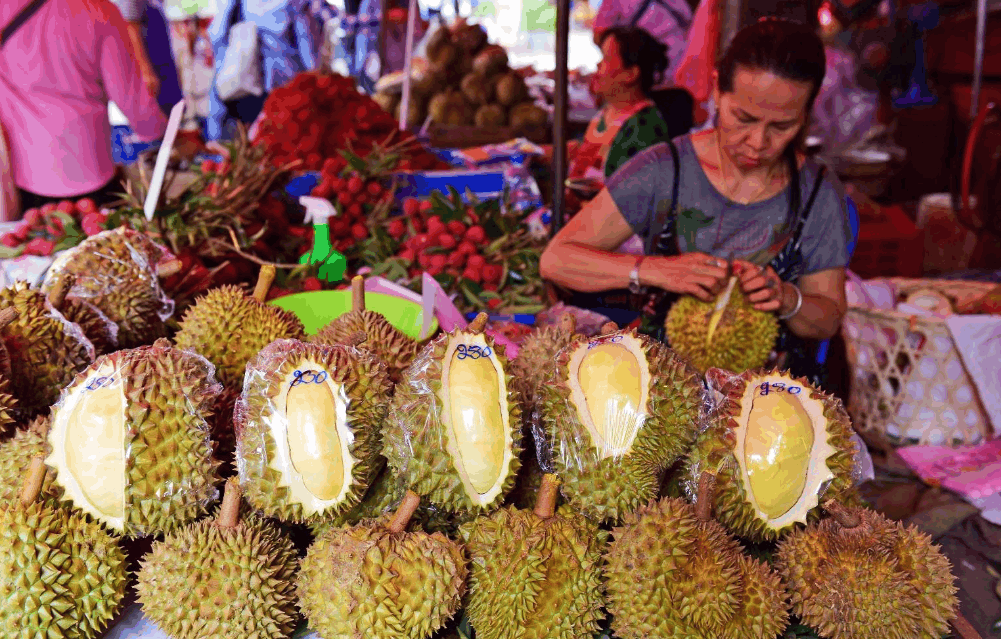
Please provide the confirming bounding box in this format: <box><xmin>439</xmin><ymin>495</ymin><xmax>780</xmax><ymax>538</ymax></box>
<box><xmin>310</xmin><ymin>160</ymin><xmax>394</xmax><ymax>253</ymax></box>
<box><xmin>0</xmin><ymin>199</ymin><xmax>105</xmax><ymax>258</ymax></box>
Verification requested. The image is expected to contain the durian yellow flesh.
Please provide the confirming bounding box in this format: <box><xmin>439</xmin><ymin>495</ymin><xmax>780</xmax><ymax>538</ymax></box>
<box><xmin>270</xmin><ymin>360</ymin><xmax>355</xmax><ymax>515</ymax></box>
<box><xmin>734</xmin><ymin>373</ymin><xmax>836</xmax><ymax>529</ymax></box>
<box><xmin>48</xmin><ymin>362</ymin><xmax>127</xmax><ymax>530</ymax></box>
<box><xmin>568</xmin><ymin>335</ymin><xmax>649</xmax><ymax>459</ymax></box>
<box><xmin>439</xmin><ymin>333</ymin><xmax>513</xmax><ymax>505</ymax></box>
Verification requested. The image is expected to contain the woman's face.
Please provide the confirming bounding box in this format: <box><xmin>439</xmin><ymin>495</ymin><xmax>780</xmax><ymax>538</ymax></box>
<box><xmin>590</xmin><ymin>36</ymin><xmax>637</xmax><ymax>102</ymax></box>
<box><xmin>715</xmin><ymin>66</ymin><xmax>814</xmax><ymax>171</ymax></box>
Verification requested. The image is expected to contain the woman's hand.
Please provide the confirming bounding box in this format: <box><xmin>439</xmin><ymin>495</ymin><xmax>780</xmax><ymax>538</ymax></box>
<box><xmin>734</xmin><ymin>260</ymin><xmax>797</xmax><ymax>315</ymax></box>
<box><xmin>643</xmin><ymin>253</ymin><xmax>730</xmax><ymax>302</ymax></box>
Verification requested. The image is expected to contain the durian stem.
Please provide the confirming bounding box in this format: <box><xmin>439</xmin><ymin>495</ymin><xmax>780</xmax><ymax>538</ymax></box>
<box><xmin>951</xmin><ymin>611</ymin><xmax>983</xmax><ymax>639</ymax></box>
<box><xmin>600</xmin><ymin>321</ymin><xmax>619</xmax><ymax>335</ymax></box>
<box><xmin>559</xmin><ymin>313</ymin><xmax>577</xmax><ymax>335</ymax></box>
<box><xmin>157</xmin><ymin>259</ymin><xmax>183</xmax><ymax>279</ymax></box>
<box><xmin>0</xmin><ymin>307</ymin><xmax>18</xmax><ymax>331</ymax></box>
<box><xmin>695</xmin><ymin>472</ymin><xmax>717</xmax><ymax>522</ymax></box>
<box><xmin>534</xmin><ymin>474</ymin><xmax>561</xmax><ymax>520</ymax></box>
<box><xmin>351</xmin><ymin>275</ymin><xmax>366</xmax><ymax>312</ymax></box>
<box><xmin>468</xmin><ymin>312</ymin><xmax>488</xmax><ymax>333</ymax></box>
<box><xmin>47</xmin><ymin>274</ymin><xmax>75</xmax><ymax>311</ymax></box>
<box><xmin>218</xmin><ymin>477</ymin><xmax>242</xmax><ymax>528</ymax></box>
<box><xmin>822</xmin><ymin>499</ymin><xmax>861</xmax><ymax>530</ymax></box>
<box><xmin>19</xmin><ymin>456</ymin><xmax>47</xmax><ymax>507</ymax></box>
<box><xmin>252</xmin><ymin>265</ymin><xmax>277</xmax><ymax>303</ymax></box>
<box><xmin>387</xmin><ymin>491</ymin><xmax>421</xmax><ymax>533</ymax></box>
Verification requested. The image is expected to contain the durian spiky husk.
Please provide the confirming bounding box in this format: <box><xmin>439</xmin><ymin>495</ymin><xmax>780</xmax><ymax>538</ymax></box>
<box><xmin>775</xmin><ymin>506</ymin><xmax>958</xmax><ymax>639</ymax></box>
<box><xmin>686</xmin><ymin>369</ymin><xmax>860</xmax><ymax>542</ymax></box>
<box><xmin>137</xmin><ymin>506</ymin><xmax>300</xmax><ymax>639</ymax></box>
<box><xmin>538</xmin><ymin>329</ymin><xmax>703</xmax><ymax>522</ymax></box>
<box><xmin>0</xmin><ymin>377</ymin><xmax>17</xmax><ymax>440</ymax></box>
<box><xmin>235</xmin><ymin>339</ymin><xmax>390</xmax><ymax>523</ymax></box>
<box><xmin>46</xmin><ymin>340</ymin><xmax>221</xmax><ymax>536</ymax></box>
<box><xmin>382</xmin><ymin>324</ymin><xmax>522</xmax><ymax>514</ymax></box>
<box><xmin>40</xmin><ymin>227</ymin><xmax>173</xmax><ymax>348</ymax></box>
<box><xmin>509</xmin><ymin>316</ymin><xmax>578</xmax><ymax>410</ymax></box>
<box><xmin>307</xmin><ymin>458</ymin><xmax>402</xmax><ymax>536</ymax></box>
<box><xmin>0</xmin><ymin>417</ymin><xmax>60</xmax><ymax>506</ymax></box>
<box><xmin>57</xmin><ymin>297</ymin><xmax>119</xmax><ymax>356</ymax></box>
<box><xmin>175</xmin><ymin>285</ymin><xmax>305</xmax><ymax>389</ymax></box>
<box><xmin>0</xmin><ymin>500</ymin><xmax>128</xmax><ymax>639</ymax></box>
<box><xmin>604</xmin><ymin>497</ymin><xmax>789</xmax><ymax>639</ymax></box>
<box><xmin>297</xmin><ymin>515</ymin><xmax>468</xmax><ymax>638</ymax></box>
<box><xmin>459</xmin><ymin>503</ymin><xmax>606</xmax><ymax>639</ymax></box>
<box><xmin>665</xmin><ymin>279</ymin><xmax>779</xmax><ymax>375</ymax></box>
<box><xmin>310</xmin><ymin>309</ymin><xmax>420</xmax><ymax>383</ymax></box>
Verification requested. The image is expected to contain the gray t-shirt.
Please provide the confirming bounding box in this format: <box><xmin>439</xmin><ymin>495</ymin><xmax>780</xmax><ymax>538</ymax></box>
<box><xmin>110</xmin><ymin>0</ymin><xmax>145</xmax><ymax>23</ymax></box>
<box><xmin>606</xmin><ymin>135</ymin><xmax>853</xmax><ymax>275</ymax></box>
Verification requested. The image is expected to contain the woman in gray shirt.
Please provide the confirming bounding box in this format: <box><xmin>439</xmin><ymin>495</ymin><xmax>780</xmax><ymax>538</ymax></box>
<box><xmin>540</xmin><ymin>18</ymin><xmax>854</xmax><ymax>384</ymax></box>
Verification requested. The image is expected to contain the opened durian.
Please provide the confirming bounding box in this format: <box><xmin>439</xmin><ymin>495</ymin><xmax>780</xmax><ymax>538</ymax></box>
<box><xmin>46</xmin><ymin>339</ymin><xmax>221</xmax><ymax>536</ymax></box>
<box><xmin>175</xmin><ymin>265</ymin><xmax>305</xmax><ymax>389</ymax></box>
<box><xmin>665</xmin><ymin>275</ymin><xmax>779</xmax><ymax>374</ymax></box>
<box><xmin>0</xmin><ymin>282</ymin><xmax>95</xmax><ymax>417</ymax></box>
<box><xmin>46</xmin><ymin>274</ymin><xmax>119</xmax><ymax>356</ymax></box>
<box><xmin>0</xmin><ymin>416</ymin><xmax>59</xmax><ymax>506</ymax></box>
<box><xmin>137</xmin><ymin>478</ymin><xmax>300</xmax><ymax>639</ymax></box>
<box><xmin>383</xmin><ymin>313</ymin><xmax>522</xmax><ymax>513</ymax></box>
<box><xmin>604</xmin><ymin>476</ymin><xmax>789</xmax><ymax>639</ymax></box>
<box><xmin>311</xmin><ymin>275</ymin><xmax>420</xmax><ymax>383</ymax></box>
<box><xmin>307</xmin><ymin>459</ymin><xmax>404</xmax><ymax>536</ymax></box>
<box><xmin>538</xmin><ymin>322</ymin><xmax>703</xmax><ymax>522</ymax></box>
<box><xmin>460</xmin><ymin>474</ymin><xmax>606</xmax><ymax>639</ymax></box>
<box><xmin>686</xmin><ymin>369</ymin><xmax>859</xmax><ymax>542</ymax></box>
<box><xmin>775</xmin><ymin>501</ymin><xmax>960</xmax><ymax>639</ymax></box>
<box><xmin>297</xmin><ymin>491</ymin><xmax>468</xmax><ymax>639</ymax></box>
<box><xmin>235</xmin><ymin>337</ymin><xmax>390</xmax><ymax>523</ymax></box>
<box><xmin>0</xmin><ymin>457</ymin><xmax>128</xmax><ymax>639</ymax></box>
<box><xmin>41</xmin><ymin>227</ymin><xmax>175</xmax><ymax>348</ymax></box>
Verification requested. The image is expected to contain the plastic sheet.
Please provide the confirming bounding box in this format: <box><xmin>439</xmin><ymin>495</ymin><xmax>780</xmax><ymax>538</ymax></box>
<box><xmin>45</xmin><ymin>339</ymin><xmax>222</xmax><ymax>537</ymax></box>
<box><xmin>233</xmin><ymin>338</ymin><xmax>392</xmax><ymax>524</ymax></box>
<box><xmin>809</xmin><ymin>44</ymin><xmax>882</xmax><ymax>158</ymax></box>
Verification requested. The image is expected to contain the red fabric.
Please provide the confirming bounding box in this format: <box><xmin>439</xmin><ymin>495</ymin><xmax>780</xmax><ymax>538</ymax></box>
<box><xmin>673</xmin><ymin>0</ymin><xmax>720</xmax><ymax>104</ymax></box>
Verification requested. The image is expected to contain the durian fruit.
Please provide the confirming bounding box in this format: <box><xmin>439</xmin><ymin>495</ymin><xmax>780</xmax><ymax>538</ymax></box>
<box><xmin>307</xmin><ymin>459</ymin><xmax>403</xmax><ymax>536</ymax></box>
<box><xmin>0</xmin><ymin>374</ymin><xmax>18</xmax><ymax>441</ymax></box>
<box><xmin>46</xmin><ymin>274</ymin><xmax>119</xmax><ymax>356</ymax></box>
<box><xmin>604</xmin><ymin>475</ymin><xmax>789</xmax><ymax>639</ymax></box>
<box><xmin>510</xmin><ymin>313</ymin><xmax>578</xmax><ymax>410</ymax></box>
<box><xmin>537</xmin><ymin>322</ymin><xmax>703</xmax><ymax>522</ymax></box>
<box><xmin>209</xmin><ymin>386</ymin><xmax>242</xmax><ymax>479</ymax></box>
<box><xmin>136</xmin><ymin>478</ymin><xmax>300</xmax><ymax>639</ymax></box>
<box><xmin>382</xmin><ymin>313</ymin><xmax>522</xmax><ymax>514</ymax></box>
<box><xmin>175</xmin><ymin>265</ymin><xmax>305</xmax><ymax>389</ymax></box>
<box><xmin>235</xmin><ymin>337</ymin><xmax>391</xmax><ymax>523</ymax></box>
<box><xmin>665</xmin><ymin>275</ymin><xmax>779</xmax><ymax>375</ymax></box>
<box><xmin>0</xmin><ymin>416</ymin><xmax>59</xmax><ymax>506</ymax></box>
<box><xmin>472</xmin><ymin>44</ymin><xmax>509</xmax><ymax>77</ymax></box>
<box><xmin>0</xmin><ymin>281</ymin><xmax>95</xmax><ymax>417</ymax></box>
<box><xmin>474</xmin><ymin>104</ymin><xmax>507</xmax><ymax>127</ymax></box>
<box><xmin>508</xmin><ymin>102</ymin><xmax>549</xmax><ymax>130</ymax></box>
<box><xmin>775</xmin><ymin>501</ymin><xmax>960</xmax><ymax>639</ymax></box>
<box><xmin>41</xmin><ymin>227</ymin><xmax>175</xmax><ymax>348</ymax></box>
<box><xmin>297</xmin><ymin>491</ymin><xmax>468</xmax><ymax>639</ymax></box>
<box><xmin>310</xmin><ymin>275</ymin><xmax>420</xmax><ymax>383</ymax></box>
<box><xmin>460</xmin><ymin>474</ymin><xmax>605</xmax><ymax>639</ymax></box>
<box><xmin>0</xmin><ymin>457</ymin><xmax>128</xmax><ymax>639</ymax></box>
<box><xmin>686</xmin><ymin>369</ymin><xmax>859</xmax><ymax>542</ymax></box>
<box><xmin>45</xmin><ymin>339</ymin><xmax>221</xmax><ymax>536</ymax></box>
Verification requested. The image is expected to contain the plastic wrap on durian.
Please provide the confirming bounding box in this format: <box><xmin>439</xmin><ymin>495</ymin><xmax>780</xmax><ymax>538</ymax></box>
<box><xmin>534</xmin><ymin>325</ymin><xmax>706</xmax><ymax>523</ymax></box>
<box><xmin>44</xmin><ymin>339</ymin><xmax>222</xmax><ymax>537</ymax></box>
<box><xmin>681</xmin><ymin>367</ymin><xmax>867</xmax><ymax>542</ymax></box>
<box><xmin>233</xmin><ymin>338</ymin><xmax>391</xmax><ymax>524</ymax></box>
<box><xmin>381</xmin><ymin>317</ymin><xmax>524</xmax><ymax>516</ymax></box>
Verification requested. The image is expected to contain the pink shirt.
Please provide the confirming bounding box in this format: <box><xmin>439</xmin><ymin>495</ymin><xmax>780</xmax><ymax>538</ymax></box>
<box><xmin>0</xmin><ymin>0</ymin><xmax>167</xmax><ymax>197</ymax></box>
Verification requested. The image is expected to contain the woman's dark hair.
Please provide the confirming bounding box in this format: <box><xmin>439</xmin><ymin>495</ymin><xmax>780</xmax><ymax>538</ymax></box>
<box><xmin>598</xmin><ymin>27</ymin><xmax>670</xmax><ymax>96</ymax></box>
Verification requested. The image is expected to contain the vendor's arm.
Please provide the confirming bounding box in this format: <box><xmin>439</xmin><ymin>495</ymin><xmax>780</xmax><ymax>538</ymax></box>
<box><xmin>738</xmin><ymin>264</ymin><xmax>846</xmax><ymax>340</ymax></box>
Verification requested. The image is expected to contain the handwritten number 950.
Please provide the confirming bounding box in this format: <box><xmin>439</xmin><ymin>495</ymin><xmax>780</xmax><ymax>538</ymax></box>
<box><xmin>456</xmin><ymin>345</ymin><xmax>492</xmax><ymax>360</ymax></box>
<box><xmin>291</xmin><ymin>370</ymin><xmax>328</xmax><ymax>388</ymax></box>
<box><xmin>85</xmin><ymin>376</ymin><xmax>116</xmax><ymax>391</ymax></box>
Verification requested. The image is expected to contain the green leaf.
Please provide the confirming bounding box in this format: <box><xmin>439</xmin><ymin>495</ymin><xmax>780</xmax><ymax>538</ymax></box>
<box><xmin>0</xmin><ymin>245</ymin><xmax>24</xmax><ymax>259</ymax></box>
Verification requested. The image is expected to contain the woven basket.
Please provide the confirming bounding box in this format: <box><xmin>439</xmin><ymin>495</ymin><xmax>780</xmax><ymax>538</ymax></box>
<box><xmin>842</xmin><ymin>278</ymin><xmax>996</xmax><ymax>450</ymax></box>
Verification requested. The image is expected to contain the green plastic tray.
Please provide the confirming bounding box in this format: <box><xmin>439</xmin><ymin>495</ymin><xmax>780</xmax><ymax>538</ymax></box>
<box><xmin>269</xmin><ymin>290</ymin><xmax>438</xmax><ymax>339</ymax></box>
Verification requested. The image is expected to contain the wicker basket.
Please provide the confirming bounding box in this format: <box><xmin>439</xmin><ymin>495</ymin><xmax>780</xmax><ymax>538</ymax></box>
<box><xmin>842</xmin><ymin>278</ymin><xmax>996</xmax><ymax>451</ymax></box>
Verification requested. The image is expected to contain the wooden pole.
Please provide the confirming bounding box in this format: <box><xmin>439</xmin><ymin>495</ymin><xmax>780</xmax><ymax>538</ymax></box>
<box><xmin>550</xmin><ymin>0</ymin><xmax>571</xmax><ymax>237</ymax></box>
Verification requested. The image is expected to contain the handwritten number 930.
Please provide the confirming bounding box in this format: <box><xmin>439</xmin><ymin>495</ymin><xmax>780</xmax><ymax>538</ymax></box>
<box><xmin>291</xmin><ymin>370</ymin><xmax>328</xmax><ymax>388</ymax></box>
<box><xmin>758</xmin><ymin>382</ymin><xmax>801</xmax><ymax>396</ymax></box>
<box><xmin>456</xmin><ymin>344</ymin><xmax>493</xmax><ymax>360</ymax></box>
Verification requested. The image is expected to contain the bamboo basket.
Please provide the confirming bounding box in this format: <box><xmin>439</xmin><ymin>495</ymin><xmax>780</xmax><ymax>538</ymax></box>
<box><xmin>842</xmin><ymin>277</ymin><xmax>996</xmax><ymax>451</ymax></box>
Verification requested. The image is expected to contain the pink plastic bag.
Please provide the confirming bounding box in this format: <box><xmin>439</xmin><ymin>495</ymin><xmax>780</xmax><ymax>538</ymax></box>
<box><xmin>673</xmin><ymin>0</ymin><xmax>719</xmax><ymax>104</ymax></box>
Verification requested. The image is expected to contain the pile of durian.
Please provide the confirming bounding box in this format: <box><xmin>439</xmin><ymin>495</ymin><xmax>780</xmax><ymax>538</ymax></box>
<box><xmin>0</xmin><ymin>228</ymin><xmax>974</xmax><ymax>639</ymax></box>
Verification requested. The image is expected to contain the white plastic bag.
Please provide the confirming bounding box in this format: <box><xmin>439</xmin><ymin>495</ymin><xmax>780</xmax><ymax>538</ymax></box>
<box><xmin>0</xmin><ymin>121</ymin><xmax>20</xmax><ymax>222</ymax></box>
<box><xmin>216</xmin><ymin>21</ymin><xmax>263</xmax><ymax>102</ymax></box>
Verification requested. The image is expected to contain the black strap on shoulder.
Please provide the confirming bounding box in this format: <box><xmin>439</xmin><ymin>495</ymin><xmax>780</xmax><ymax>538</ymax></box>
<box><xmin>629</xmin><ymin>0</ymin><xmax>656</xmax><ymax>25</ymax></box>
<box><xmin>789</xmin><ymin>165</ymin><xmax>828</xmax><ymax>249</ymax></box>
<box><xmin>1</xmin><ymin>0</ymin><xmax>48</xmax><ymax>48</ymax></box>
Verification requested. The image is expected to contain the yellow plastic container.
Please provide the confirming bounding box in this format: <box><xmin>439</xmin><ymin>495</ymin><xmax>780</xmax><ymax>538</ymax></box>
<box><xmin>269</xmin><ymin>290</ymin><xmax>437</xmax><ymax>339</ymax></box>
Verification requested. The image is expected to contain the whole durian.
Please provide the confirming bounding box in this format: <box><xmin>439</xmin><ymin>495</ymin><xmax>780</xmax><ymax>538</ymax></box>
<box><xmin>137</xmin><ymin>478</ymin><xmax>300</xmax><ymax>639</ymax></box>
<box><xmin>307</xmin><ymin>459</ymin><xmax>404</xmax><ymax>536</ymax></box>
<box><xmin>0</xmin><ymin>374</ymin><xmax>18</xmax><ymax>441</ymax></box>
<box><xmin>460</xmin><ymin>474</ymin><xmax>605</xmax><ymax>639</ymax></box>
<box><xmin>685</xmin><ymin>369</ymin><xmax>859</xmax><ymax>542</ymax></box>
<box><xmin>510</xmin><ymin>313</ymin><xmax>578</xmax><ymax>410</ymax></box>
<box><xmin>0</xmin><ymin>416</ymin><xmax>59</xmax><ymax>506</ymax></box>
<box><xmin>0</xmin><ymin>282</ymin><xmax>95</xmax><ymax>417</ymax></box>
<box><xmin>46</xmin><ymin>275</ymin><xmax>119</xmax><ymax>356</ymax></box>
<box><xmin>537</xmin><ymin>322</ymin><xmax>703</xmax><ymax>522</ymax></box>
<box><xmin>0</xmin><ymin>457</ymin><xmax>128</xmax><ymax>639</ymax></box>
<box><xmin>297</xmin><ymin>491</ymin><xmax>468</xmax><ymax>639</ymax></box>
<box><xmin>40</xmin><ymin>227</ymin><xmax>175</xmax><ymax>348</ymax></box>
<box><xmin>175</xmin><ymin>265</ymin><xmax>305</xmax><ymax>389</ymax></box>
<box><xmin>45</xmin><ymin>339</ymin><xmax>222</xmax><ymax>536</ymax></box>
<box><xmin>382</xmin><ymin>313</ymin><xmax>522</xmax><ymax>514</ymax></box>
<box><xmin>235</xmin><ymin>337</ymin><xmax>391</xmax><ymax>524</ymax></box>
<box><xmin>665</xmin><ymin>275</ymin><xmax>779</xmax><ymax>374</ymax></box>
<box><xmin>775</xmin><ymin>501</ymin><xmax>960</xmax><ymax>639</ymax></box>
<box><xmin>309</xmin><ymin>276</ymin><xmax>420</xmax><ymax>383</ymax></box>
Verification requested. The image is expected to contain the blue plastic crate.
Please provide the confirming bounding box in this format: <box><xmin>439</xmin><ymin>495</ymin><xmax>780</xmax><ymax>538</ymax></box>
<box><xmin>394</xmin><ymin>169</ymin><xmax>506</xmax><ymax>202</ymax></box>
